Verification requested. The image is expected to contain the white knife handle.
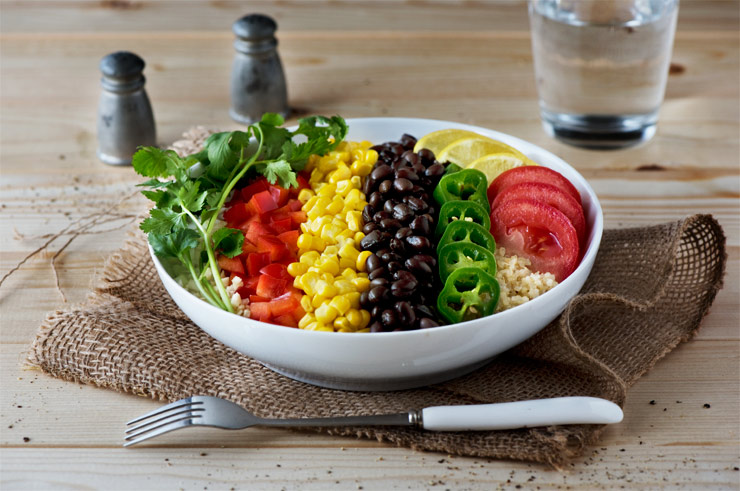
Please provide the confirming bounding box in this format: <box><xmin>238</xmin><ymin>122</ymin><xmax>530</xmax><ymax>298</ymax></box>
<box><xmin>421</xmin><ymin>397</ymin><xmax>623</xmax><ymax>431</ymax></box>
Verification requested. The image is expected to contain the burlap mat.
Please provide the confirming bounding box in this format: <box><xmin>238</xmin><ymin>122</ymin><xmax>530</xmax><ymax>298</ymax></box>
<box><xmin>26</xmin><ymin>209</ymin><xmax>725</xmax><ymax>465</ymax></box>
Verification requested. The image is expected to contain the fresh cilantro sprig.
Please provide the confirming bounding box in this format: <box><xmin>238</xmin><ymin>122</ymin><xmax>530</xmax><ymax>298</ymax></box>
<box><xmin>133</xmin><ymin>113</ymin><xmax>348</xmax><ymax>313</ymax></box>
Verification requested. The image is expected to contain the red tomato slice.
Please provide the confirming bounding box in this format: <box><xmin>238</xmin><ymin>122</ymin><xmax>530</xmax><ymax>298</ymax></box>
<box><xmin>490</xmin><ymin>198</ymin><xmax>579</xmax><ymax>281</ymax></box>
<box><xmin>492</xmin><ymin>182</ymin><xmax>586</xmax><ymax>249</ymax></box>
<box><xmin>256</xmin><ymin>274</ymin><xmax>288</xmax><ymax>299</ymax></box>
<box><xmin>217</xmin><ymin>255</ymin><xmax>244</xmax><ymax>275</ymax></box>
<box><xmin>257</xmin><ymin>235</ymin><xmax>290</xmax><ymax>261</ymax></box>
<box><xmin>240</xmin><ymin>179</ymin><xmax>269</xmax><ymax>201</ymax></box>
<box><xmin>487</xmin><ymin>166</ymin><xmax>581</xmax><ymax>205</ymax></box>
<box><xmin>245</xmin><ymin>252</ymin><xmax>271</xmax><ymax>277</ymax></box>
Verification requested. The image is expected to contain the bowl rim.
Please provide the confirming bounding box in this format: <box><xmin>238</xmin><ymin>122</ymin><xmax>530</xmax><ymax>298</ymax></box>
<box><xmin>150</xmin><ymin>117</ymin><xmax>604</xmax><ymax>339</ymax></box>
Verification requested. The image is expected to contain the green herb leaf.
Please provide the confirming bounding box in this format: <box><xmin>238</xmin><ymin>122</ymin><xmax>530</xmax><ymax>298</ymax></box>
<box><xmin>212</xmin><ymin>227</ymin><xmax>244</xmax><ymax>258</ymax></box>
<box><xmin>140</xmin><ymin>208</ymin><xmax>186</xmax><ymax>236</ymax></box>
<box><xmin>149</xmin><ymin>228</ymin><xmax>200</xmax><ymax>258</ymax></box>
<box><xmin>261</xmin><ymin>160</ymin><xmax>299</xmax><ymax>189</ymax></box>
<box><xmin>132</xmin><ymin>147</ymin><xmax>184</xmax><ymax>178</ymax></box>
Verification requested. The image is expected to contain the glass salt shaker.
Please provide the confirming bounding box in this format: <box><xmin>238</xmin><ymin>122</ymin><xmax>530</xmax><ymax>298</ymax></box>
<box><xmin>230</xmin><ymin>14</ymin><xmax>289</xmax><ymax>124</ymax></box>
<box><xmin>96</xmin><ymin>51</ymin><xmax>156</xmax><ymax>165</ymax></box>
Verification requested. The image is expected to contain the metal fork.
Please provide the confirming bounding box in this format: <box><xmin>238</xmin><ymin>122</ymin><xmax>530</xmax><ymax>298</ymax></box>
<box><xmin>124</xmin><ymin>395</ymin><xmax>623</xmax><ymax>447</ymax></box>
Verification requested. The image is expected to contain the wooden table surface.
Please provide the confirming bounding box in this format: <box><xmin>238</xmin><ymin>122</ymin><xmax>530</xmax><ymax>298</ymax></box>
<box><xmin>1</xmin><ymin>1</ymin><xmax>738</xmax><ymax>489</ymax></box>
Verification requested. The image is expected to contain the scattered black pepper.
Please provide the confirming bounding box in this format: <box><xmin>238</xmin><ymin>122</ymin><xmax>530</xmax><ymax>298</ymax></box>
<box><xmin>200</xmin><ymin>452</ymin><xmax>208</xmax><ymax>456</ymax></box>
<box><xmin>703</xmin><ymin>403</ymin><xmax>711</xmax><ymax>408</ymax></box>
<box><xmin>620</xmin><ymin>448</ymin><xmax>625</xmax><ymax>452</ymax></box>
<box><xmin>649</xmin><ymin>400</ymin><xmax>656</xmax><ymax>405</ymax></box>
<box><xmin>23</xmin><ymin>437</ymin><xmax>30</xmax><ymax>442</ymax></box>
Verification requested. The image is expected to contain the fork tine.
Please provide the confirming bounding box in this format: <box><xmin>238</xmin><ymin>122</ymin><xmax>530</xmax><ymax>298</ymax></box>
<box><xmin>123</xmin><ymin>418</ymin><xmax>196</xmax><ymax>447</ymax></box>
<box><xmin>126</xmin><ymin>397</ymin><xmax>202</xmax><ymax>426</ymax></box>
<box><xmin>125</xmin><ymin>407</ymin><xmax>205</xmax><ymax>435</ymax></box>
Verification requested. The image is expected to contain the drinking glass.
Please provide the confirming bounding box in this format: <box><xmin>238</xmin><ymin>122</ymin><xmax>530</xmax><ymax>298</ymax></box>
<box><xmin>529</xmin><ymin>0</ymin><xmax>679</xmax><ymax>149</ymax></box>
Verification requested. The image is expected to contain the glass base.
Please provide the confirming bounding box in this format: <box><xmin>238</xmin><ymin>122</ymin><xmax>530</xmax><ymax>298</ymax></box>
<box><xmin>541</xmin><ymin>110</ymin><xmax>657</xmax><ymax>150</ymax></box>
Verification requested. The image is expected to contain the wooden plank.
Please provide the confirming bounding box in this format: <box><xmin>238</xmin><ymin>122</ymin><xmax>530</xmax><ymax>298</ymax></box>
<box><xmin>1</xmin><ymin>0</ymin><xmax>737</xmax><ymax>33</ymax></box>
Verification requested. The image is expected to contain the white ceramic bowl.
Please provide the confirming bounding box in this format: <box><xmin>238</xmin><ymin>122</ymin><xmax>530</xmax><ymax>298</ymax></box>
<box><xmin>150</xmin><ymin>118</ymin><xmax>603</xmax><ymax>391</ymax></box>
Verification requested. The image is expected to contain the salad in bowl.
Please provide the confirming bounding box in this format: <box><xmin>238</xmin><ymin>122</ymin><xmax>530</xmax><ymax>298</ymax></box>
<box><xmin>137</xmin><ymin>115</ymin><xmax>602</xmax><ymax>390</ymax></box>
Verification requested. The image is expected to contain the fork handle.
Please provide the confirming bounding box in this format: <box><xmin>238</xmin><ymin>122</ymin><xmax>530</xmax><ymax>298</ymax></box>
<box><xmin>421</xmin><ymin>397</ymin><xmax>623</xmax><ymax>431</ymax></box>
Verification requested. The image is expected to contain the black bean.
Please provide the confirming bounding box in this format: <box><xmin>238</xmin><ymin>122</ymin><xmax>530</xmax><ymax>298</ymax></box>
<box><xmin>399</xmin><ymin>134</ymin><xmax>417</xmax><ymax>149</ymax></box>
<box><xmin>389</xmin><ymin>238</ymin><xmax>405</xmax><ymax>253</ymax></box>
<box><xmin>412</xmin><ymin>162</ymin><xmax>426</xmax><ymax>174</ymax></box>
<box><xmin>406</xmin><ymin>197</ymin><xmax>427</xmax><ymax>212</ymax></box>
<box><xmin>381</xmin><ymin>309</ymin><xmax>398</xmax><ymax>327</ymax></box>
<box><xmin>391</xmin><ymin>278</ymin><xmax>417</xmax><ymax>295</ymax></box>
<box><xmin>383</xmin><ymin>199</ymin><xmax>396</xmax><ymax>214</ymax></box>
<box><xmin>372</xmin><ymin>211</ymin><xmax>390</xmax><ymax>222</ymax></box>
<box><xmin>379</xmin><ymin>179</ymin><xmax>393</xmax><ymax>195</ymax></box>
<box><xmin>409</xmin><ymin>215</ymin><xmax>431</xmax><ymax>235</ymax></box>
<box><xmin>370</xmin><ymin>305</ymin><xmax>383</xmax><ymax>318</ymax></box>
<box><xmin>393</xmin><ymin>270</ymin><xmax>416</xmax><ymax>283</ymax></box>
<box><xmin>425</xmin><ymin>163</ymin><xmax>446</xmax><ymax>177</ymax></box>
<box><xmin>362</xmin><ymin>204</ymin><xmax>374</xmax><ymax>223</ymax></box>
<box><xmin>378</xmin><ymin>218</ymin><xmax>399</xmax><ymax>231</ymax></box>
<box><xmin>379</xmin><ymin>251</ymin><xmax>401</xmax><ymax>263</ymax></box>
<box><xmin>416</xmin><ymin>305</ymin><xmax>435</xmax><ymax>318</ymax></box>
<box><xmin>401</xmin><ymin>151</ymin><xmax>421</xmax><ymax>167</ymax></box>
<box><xmin>368</xmin><ymin>191</ymin><xmax>383</xmax><ymax>209</ymax></box>
<box><xmin>370</xmin><ymin>164</ymin><xmax>393</xmax><ymax>182</ymax></box>
<box><xmin>366</xmin><ymin>253</ymin><xmax>383</xmax><ymax>272</ymax></box>
<box><xmin>369</xmin><ymin>321</ymin><xmax>384</xmax><ymax>333</ymax></box>
<box><xmin>421</xmin><ymin>213</ymin><xmax>435</xmax><ymax>225</ymax></box>
<box><xmin>395</xmin><ymin>301</ymin><xmax>416</xmax><ymax>326</ymax></box>
<box><xmin>360</xmin><ymin>290</ymin><xmax>370</xmax><ymax>307</ymax></box>
<box><xmin>362</xmin><ymin>222</ymin><xmax>377</xmax><ymax>235</ymax></box>
<box><xmin>368</xmin><ymin>268</ymin><xmax>386</xmax><ymax>281</ymax></box>
<box><xmin>360</xmin><ymin>230</ymin><xmax>382</xmax><ymax>250</ymax></box>
<box><xmin>406</xmin><ymin>235</ymin><xmax>431</xmax><ymax>251</ymax></box>
<box><xmin>416</xmin><ymin>254</ymin><xmax>437</xmax><ymax>268</ymax></box>
<box><xmin>369</xmin><ymin>277</ymin><xmax>389</xmax><ymax>289</ymax></box>
<box><xmin>393</xmin><ymin>178</ymin><xmax>413</xmax><ymax>194</ymax></box>
<box><xmin>419</xmin><ymin>318</ymin><xmax>440</xmax><ymax>329</ymax></box>
<box><xmin>389</xmin><ymin>143</ymin><xmax>405</xmax><ymax>155</ymax></box>
<box><xmin>418</xmin><ymin>148</ymin><xmax>435</xmax><ymax>163</ymax></box>
<box><xmin>392</xmin><ymin>203</ymin><xmax>414</xmax><ymax>222</ymax></box>
<box><xmin>362</xmin><ymin>176</ymin><xmax>374</xmax><ymax>196</ymax></box>
<box><xmin>395</xmin><ymin>227</ymin><xmax>412</xmax><ymax>240</ymax></box>
<box><xmin>387</xmin><ymin>261</ymin><xmax>403</xmax><ymax>274</ymax></box>
<box><xmin>396</xmin><ymin>167</ymin><xmax>419</xmax><ymax>181</ymax></box>
<box><xmin>367</xmin><ymin>285</ymin><xmax>389</xmax><ymax>304</ymax></box>
<box><xmin>405</xmin><ymin>256</ymin><xmax>432</xmax><ymax>274</ymax></box>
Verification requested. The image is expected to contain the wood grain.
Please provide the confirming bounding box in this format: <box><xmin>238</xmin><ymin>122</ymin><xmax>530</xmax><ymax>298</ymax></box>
<box><xmin>1</xmin><ymin>0</ymin><xmax>738</xmax><ymax>488</ymax></box>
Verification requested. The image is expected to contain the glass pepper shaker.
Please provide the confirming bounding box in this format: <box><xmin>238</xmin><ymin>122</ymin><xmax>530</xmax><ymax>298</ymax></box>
<box><xmin>230</xmin><ymin>14</ymin><xmax>289</xmax><ymax>124</ymax></box>
<box><xmin>96</xmin><ymin>51</ymin><xmax>156</xmax><ymax>165</ymax></box>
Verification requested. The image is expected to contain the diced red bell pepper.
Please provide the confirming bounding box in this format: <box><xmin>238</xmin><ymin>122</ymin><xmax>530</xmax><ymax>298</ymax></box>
<box><xmin>240</xmin><ymin>179</ymin><xmax>269</xmax><ymax>201</ymax></box>
<box><xmin>287</xmin><ymin>199</ymin><xmax>303</xmax><ymax>212</ymax></box>
<box><xmin>268</xmin><ymin>185</ymin><xmax>290</xmax><ymax>208</ymax></box>
<box><xmin>249</xmin><ymin>190</ymin><xmax>279</xmax><ymax>216</ymax></box>
<box><xmin>289</xmin><ymin>211</ymin><xmax>307</xmax><ymax>227</ymax></box>
<box><xmin>249</xmin><ymin>294</ymin><xmax>270</xmax><ymax>303</ymax></box>
<box><xmin>245</xmin><ymin>252</ymin><xmax>271</xmax><ymax>277</ymax></box>
<box><xmin>273</xmin><ymin>315</ymin><xmax>298</xmax><ymax>328</ymax></box>
<box><xmin>270</xmin><ymin>289</ymin><xmax>302</xmax><ymax>318</ymax></box>
<box><xmin>217</xmin><ymin>255</ymin><xmax>244</xmax><ymax>275</ymax></box>
<box><xmin>249</xmin><ymin>301</ymin><xmax>272</xmax><ymax>322</ymax></box>
<box><xmin>223</xmin><ymin>202</ymin><xmax>253</xmax><ymax>226</ymax></box>
<box><xmin>240</xmin><ymin>240</ymin><xmax>258</xmax><ymax>255</ymax></box>
<box><xmin>256</xmin><ymin>274</ymin><xmax>288</xmax><ymax>299</ymax></box>
<box><xmin>257</xmin><ymin>235</ymin><xmax>289</xmax><ymax>261</ymax></box>
<box><xmin>241</xmin><ymin>275</ymin><xmax>259</xmax><ymax>295</ymax></box>
<box><xmin>277</xmin><ymin>230</ymin><xmax>300</xmax><ymax>255</ymax></box>
<box><xmin>269</xmin><ymin>217</ymin><xmax>293</xmax><ymax>234</ymax></box>
<box><xmin>245</xmin><ymin>221</ymin><xmax>275</xmax><ymax>245</ymax></box>
<box><xmin>260</xmin><ymin>263</ymin><xmax>292</xmax><ymax>280</ymax></box>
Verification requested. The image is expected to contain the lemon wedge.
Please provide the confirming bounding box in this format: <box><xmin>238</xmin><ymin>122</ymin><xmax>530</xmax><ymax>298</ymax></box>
<box><xmin>436</xmin><ymin>137</ymin><xmax>533</xmax><ymax>167</ymax></box>
<box><xmin>413</xmin><ymin>129</ymin><xmax>485</xmax><ymax>158</ymax></box>
<box><xmin>467</xmin><ymin>153</ymin><xmax>535</xmax><ymax>184</ymax></box>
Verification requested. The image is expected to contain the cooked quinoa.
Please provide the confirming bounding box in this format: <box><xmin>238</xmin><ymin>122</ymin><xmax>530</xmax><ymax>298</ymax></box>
<box><xmin>494</xmin><ymin>247</ymin><xmax>558</xmax><ymax>312</ymax></box>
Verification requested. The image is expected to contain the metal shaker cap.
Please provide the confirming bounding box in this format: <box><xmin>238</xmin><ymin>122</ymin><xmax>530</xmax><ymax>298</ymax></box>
<box><xmin>232</xmin><ymin>13</ymin><xmax>277</xmax><ymax>41</ymax></box>
<box><xmin>99</xmin><ymin>51</ymin><xmax>146</xmax><ymax>92</ymax></box>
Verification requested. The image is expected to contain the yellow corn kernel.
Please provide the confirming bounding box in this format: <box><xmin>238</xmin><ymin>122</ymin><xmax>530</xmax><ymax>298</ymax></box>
<box><xmin>299</xmin><ymin>250</ymin><xmax>320</xmax><ymax>265</ymax></box>
<box><xmin>335</xmin><ymin>179</ymin><xmax>352</xmax><ymax>197</ymax></box>
<box><xmin>315</xmin><ymin>280</ymin><xmax>338</xmax><ymax>298</ymax></box>
<box><xmin>350</xmin><ymin>160</ymin><xmax>374</xmax><ymax>178</ymax></box>
<box><xmin>350</xmin><ymin>176</ymin><xmax>362</xmax><ymax>189</ymax></box>
<box><xmin>317</xmin><ymin>183</ymin><xmax>337</xmax><ymax>197</ymax></box>
<box><xmin>303</xmin><ymin>321</ymin><xmax>319</xmax><ymax>331</ymax></box>
<box><xmin>315</xmin><ymin>304</ymin><xmax>339</xmax><ymax>324</ymax></box>
<box><xmin>338</xmin><ymin>257</ymin><xmax>355</xmax><ymax>270</ymax></box>
<box><xmin>296</xmin><ymin>234</ymin><xmax>313</xmax><ymax>250</ymax></box>
<box><xmin>340</xmin><ymin>268</ymin><xmax>356</xmax><ymax>280</ymax></box>
<box><xmin>338</xmin><ymin>243</ymin><xmax>360</xmax><ymax>261</ymax></box>
<box><xmin>292</xmin><ymin>276</ymin><xmax>302</xmax><ymax>289</ymax></box>
<box><xmin>320</xmin><ymin>272</ymin><xmax>334</xmax><ymax>283</ymax></box>
<box><xmin>310</xmin><ymin>168</ymin><xmax>324</xmax><ymax>183</ymax></box>
<box><xmin>345</xmin><ymin>211</ymin><xmax>362</xmax><ymax>232</ymax></box>
<box><xmin>299</xmin><ymin>271</ymin><xmax>320</xmax><ymax>296</ymax></box>
<box><xmin>297</xmin><ymin>188</ymin><xmax>315</xmax><ymax>204</ymax></box>
<box><xmin>350</xmin><ymin>276</ymin><xmax>371</xmax><ymax>292</ymax></box>
<box><xmin>355</xmin><ymin>250</ymin><xmax>372</xmax><ymax>272</ymax></box>
<box><xmin>329</xmin><ymin>163</ymin><xmax>352</xmax><ymax>183</ymax></box>
<box><xmin>300</xmin><ymin>296</ymin><xmax>314</xmax><ymax>314</ymax></box>
<box><xmin>303</xmin><ymin>195</ymin><xmax>318</xmax><ymax>211</ymax></box>
<box><xmin>344</xmin><ymin>292</ymin><xmax>361</xmax><ymax>309</ymax></box>
<box><xmin>326</xmin><ymin>197</ymin><xmax>344</xmax><ymax>215</ymax></box>
<box><xmin>333</xmin><ymin>279</ymin><xmax>355</xmax><ymax>295</ymax></box>
<box><xmin>298</xmin><ymin>313</ymin><xmax>314</xmax><ymax>329</ymax></box>
<box><xmin>330</xmin><ymin>295</ymin><xmax>351</xmax><ymax>316</ymax></box>
<box><xmin>354</xmin><ymin>232</ymin><xmax>366</xmax><ymax>244</ymax></box>
<box><xmin>287</xmin><ymin>262</ymin><xmax>308</xmax><ymax>277</ymax></box>
<box><xmin>333</xmin><ymin>316</ymin><xmax>351</xmax><ymax>331</ymax></box>
<box><xmin>346</xmin><ymin>309</ymin><xmax>363</xmax><ymax>328</ymax></box>
<box><xmin>360</xmin><ymin>309</ymin><xmax>371</xmax><ymax>328</ymax></box>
